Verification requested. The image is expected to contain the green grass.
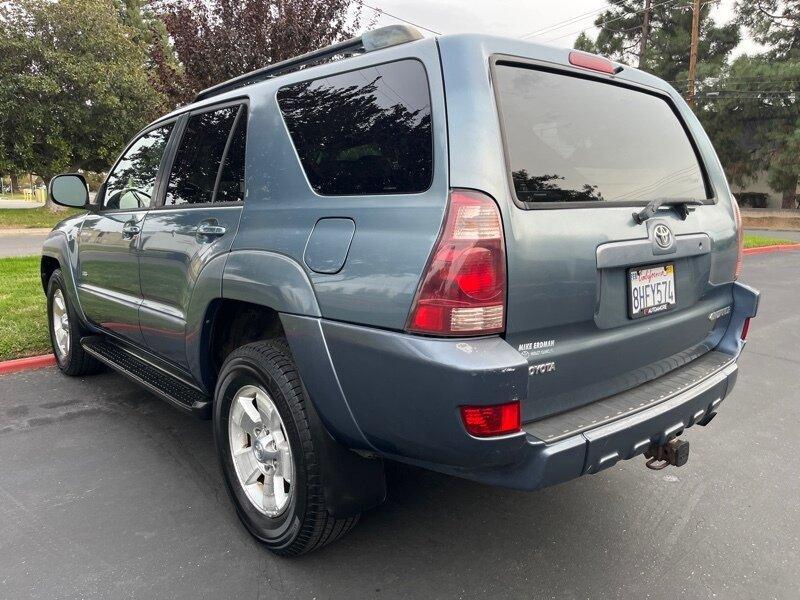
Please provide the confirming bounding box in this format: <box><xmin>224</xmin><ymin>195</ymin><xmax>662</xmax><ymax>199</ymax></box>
<box><xmin>743</xmin><ymin>233</ymin><xmax>796</xmax><ymax>249</ymax></box>
<box><xmin>0</xmin><ymin>207</ymin><xmax>83</xmax><ymax>229</ymax></box>
<box><xmin>0</xmin><ymin>256</ymin><xmax>49</xmax><ymax>361</ymax></box>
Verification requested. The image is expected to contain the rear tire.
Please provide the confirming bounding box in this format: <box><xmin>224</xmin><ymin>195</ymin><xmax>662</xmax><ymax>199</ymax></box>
<box><xmin>47</xmin><ymin>269</ymin><xmax>103</xmax><ymax>376</ymax></box>
<box><xmin>214</xmin><ymin>339</ymin><xmax>359</xmax><ymax>555</ymax></box>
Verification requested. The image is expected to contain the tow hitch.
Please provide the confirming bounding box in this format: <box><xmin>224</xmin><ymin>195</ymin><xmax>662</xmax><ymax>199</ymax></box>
<box><xmin>644</xmin><ymin>438</ymin><xmax>690</xmax><ymax>470</ymax></box>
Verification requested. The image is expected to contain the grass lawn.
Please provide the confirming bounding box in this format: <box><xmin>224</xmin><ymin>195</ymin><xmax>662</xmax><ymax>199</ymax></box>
<box><xmin>0</xmin><ymin>207</ymin><xmax>83</xmax><ymax>229</ymax></box>
<box><xmin>743</xmin><ymin>233</ymin><xmax>796</xmax><ymax>249</ymax></box>
<box><xmin>0</xmin><ymin>256</ymin><xmax>49</xmax><ymax>361</ymax></box>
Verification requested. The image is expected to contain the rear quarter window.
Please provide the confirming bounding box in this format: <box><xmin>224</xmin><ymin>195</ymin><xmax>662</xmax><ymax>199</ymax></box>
<box><xmin>277</xmin><ymin>59</ymin><xmax>433</xmax><ymax>196</ymax></box>
<box><xmin>494</xmin><ymin>63</ymin><xmax>708</xmax><ymax>205</ymax></box>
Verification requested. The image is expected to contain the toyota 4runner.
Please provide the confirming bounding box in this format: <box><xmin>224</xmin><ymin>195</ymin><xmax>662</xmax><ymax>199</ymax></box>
<box><xmin>42</xmin><ymin>25</ymin><xmax>759</xmax><ymax>555</ymax></box>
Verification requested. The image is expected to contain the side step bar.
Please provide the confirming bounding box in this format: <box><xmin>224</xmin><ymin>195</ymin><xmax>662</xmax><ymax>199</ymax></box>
<box><xmin>81</xmin><ymin>336</ymin><xmax>211</xmax><ymax>418</ymax></box>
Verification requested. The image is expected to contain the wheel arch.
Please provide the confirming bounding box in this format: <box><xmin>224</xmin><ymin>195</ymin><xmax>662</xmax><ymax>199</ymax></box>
<box><xmin>186</xmin><ymin>249</ymin><xmax>321</xmax><ymax>392</ymax></box>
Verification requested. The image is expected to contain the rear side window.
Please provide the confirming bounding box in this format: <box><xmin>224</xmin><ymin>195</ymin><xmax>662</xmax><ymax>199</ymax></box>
<box><xmin>277</xmin><ymin>59</ymin><xmax>432</xmax><ymax>196</ymax></box>
<box><xmin>494</xmin><ymin>64</ymin><xmax>708</xmax><ymax>204</ymax></box>
<box><xmin>165</xmin><ymin>105</ymin><xmax>246</xmax><ymax>206</ymax></box>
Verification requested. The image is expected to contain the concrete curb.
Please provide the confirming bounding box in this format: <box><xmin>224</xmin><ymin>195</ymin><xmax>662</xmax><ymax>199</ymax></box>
<box><xmin>744</xmin><ymin>243</ymin><xmax>800</xmax><ymax>256</ymax></box>
<box><xmin>0</xmin><ymin>354</ymin><xmax>56</xmax><ymax>375</ymax></box>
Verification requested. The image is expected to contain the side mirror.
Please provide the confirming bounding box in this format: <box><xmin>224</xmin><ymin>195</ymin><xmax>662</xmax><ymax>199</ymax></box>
<box><xmin>48</xmin><ymin>174</ymin><xmax>89</xmax><ymax>208</ymax></box>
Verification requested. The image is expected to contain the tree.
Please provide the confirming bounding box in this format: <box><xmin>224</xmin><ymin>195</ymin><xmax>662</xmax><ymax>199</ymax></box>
<box><xmin>0</xmin><ymin>0</ymin><xmax>164</xmax><ymax>206</ymax></box>
<box><xmin>574</xmin><ymin>1</ymin><xmax>739</xmax><ymax>90</ymax></box>
<box><xmin>720</xmin><ymin>0</ymin><xmax>799</xmax><ymax>207</ymax></box>
<box><xmin>154</xmin><ymin>0</ymin><xmax>370</xmax><ymax>103</ymax></box>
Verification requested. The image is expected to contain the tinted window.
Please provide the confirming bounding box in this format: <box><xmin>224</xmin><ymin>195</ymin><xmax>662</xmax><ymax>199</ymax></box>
<box><xmin>277</xmin><ymin>60</ymin><xmax>432</xmax><ymax>196</ymax></box>
<box><xmin>165</xmin><ymin>106</ymin><xmax>240</xmax><ymax>206</ymax></box>
<box><xmin>495</xmin><ymin>65</ymin><xmax>708</xmax><ymax>204</ymax></box>
<box><xmin>215</xmin><ymin>110</ymin><xmax>247</xmax><ymax>203</ymax></box>
<box><xmin>104</xmin><ymin>125</ymin><xmax>173</xmax><ymax>209</ymax></box>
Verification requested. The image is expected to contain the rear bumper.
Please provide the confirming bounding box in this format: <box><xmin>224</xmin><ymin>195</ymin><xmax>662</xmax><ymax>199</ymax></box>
<box><xmin>466</xmin><ymin>357</ymin><xmax>737</xmax><ymax>490</ymax></box>
<box><xmin>282</xmin><ymin>282</ymin><xmax>759</xmax><ymax>491</ymax></box>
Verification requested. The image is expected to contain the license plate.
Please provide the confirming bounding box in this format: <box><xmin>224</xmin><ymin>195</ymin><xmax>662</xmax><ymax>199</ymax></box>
<box><xmin>628</xmin><ymin>263</ymin><xmax>676</xmax><ymax>319</ymax></box>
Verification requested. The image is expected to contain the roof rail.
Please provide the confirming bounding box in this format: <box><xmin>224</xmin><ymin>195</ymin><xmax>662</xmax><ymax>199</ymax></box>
<box><xmin>194</xmin><ymin>24</ymin><xmax>424</xmax><ymax>102</ymax></box>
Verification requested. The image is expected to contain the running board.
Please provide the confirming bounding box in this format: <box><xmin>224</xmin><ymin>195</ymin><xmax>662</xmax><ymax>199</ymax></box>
<box><xmin>81</xmin><ymin>336</ymin><xmax>211</xmax><ymax>418</ymax></box>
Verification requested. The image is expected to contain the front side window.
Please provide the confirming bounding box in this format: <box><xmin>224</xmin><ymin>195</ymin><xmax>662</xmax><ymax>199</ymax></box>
<box><xmin>495</xmin><ymin>64</ymin><xmax>708</xmax><ymax>204</ymax></box>
<box><xmin>277</xmin><ymin>59</ymin><xmax>433</xmax><ymax>196</ymax></box>
<box><xmin>103</xmin><ymin>124</ymin><xmax>173</xmax><ymax>209</ymax></box>
<box><xmin>165</xmin><ymin>105</ymin><xmax>245</xmax><ymax>206</ymax></box>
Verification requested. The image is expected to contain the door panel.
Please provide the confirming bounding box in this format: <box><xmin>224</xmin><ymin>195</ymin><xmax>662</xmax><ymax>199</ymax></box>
<box><xmin>77</xmin><ymin>211</ymin><xmax>147</xmax><ymax>344</ymax></box>
<box><xmin>137</xmin><ymin>103</ymin><xmax>247</xmax><ymax>366</ymax></box>
<box><xmin>138</xmin><ymin>207</ymin><xmax>242</xmax><ymax>366</ymax></box>
<box><xmin>76</xmin><ymin>123</ymin><xmax>175</xmax><ymax>345</ymax></box>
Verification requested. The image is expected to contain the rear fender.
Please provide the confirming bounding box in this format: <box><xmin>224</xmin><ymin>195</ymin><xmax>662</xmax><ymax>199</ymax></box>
<box><xmin>718</xmin><ymin>282</ymin><xmax>759</xmax><ymax>355</ymax></box>
<box><xmin>186</xmin><ymin>249</ymin><xmax>323</xmax><ymax>389</ymax></box>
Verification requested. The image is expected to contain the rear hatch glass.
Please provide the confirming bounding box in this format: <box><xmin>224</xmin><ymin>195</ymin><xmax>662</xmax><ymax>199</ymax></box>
<box><xmin>495</xmin><ymin>64</ymin><xmax>708</xmax><ymax>205</ymax></box>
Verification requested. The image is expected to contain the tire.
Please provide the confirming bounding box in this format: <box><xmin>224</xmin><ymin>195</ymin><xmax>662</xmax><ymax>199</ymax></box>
<box><xmin>47</xmin><ymin>269</ymin><xmax>103</xmax><ymax>376</ymax></box>
<box><xmin>214</xmin><ymin>339</ymin><xmax>359</xmax><ymax>555</ymax></box>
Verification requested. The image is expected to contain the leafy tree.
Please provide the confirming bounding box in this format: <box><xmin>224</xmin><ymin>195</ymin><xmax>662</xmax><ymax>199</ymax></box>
<box><xmin>0</xmin><ymin>0</ymin><xmax>164</xmax><ymax>206</ymax></box>
<box><xmin>736</xmin><ymin>0</ymin><xmax>798</xmax><ymax>60</ymax></box>
<box><xmin>117</xmin><ymin>0</ymin><xmax>186</xmax><ymax>112</ymax></box>
<box><xmin>574</xmin><ymin>1</ymin><xmax>739</xmax><ymax>88</ymax></box>
<box><xmin>154</xmin><ymin>0</ymin><xmax>371</xmax><ymax>103</ymax></box>
<box><xmin>717</xmin><ymin>0</ymin><xmax>799</xmax><ymax>207</ymax></box>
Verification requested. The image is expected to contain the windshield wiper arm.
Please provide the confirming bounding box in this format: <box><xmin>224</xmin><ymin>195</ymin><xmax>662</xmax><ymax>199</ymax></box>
<box><xmin>633</xmin><ymin>197</ymin><xmax>705</xmax><ymax>224</ymax></box>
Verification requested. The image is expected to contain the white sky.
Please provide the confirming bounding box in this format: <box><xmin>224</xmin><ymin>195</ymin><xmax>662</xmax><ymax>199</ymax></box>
<box><xmin>358</xmin><ymin>0</ymin><xmax>764</xmax><ymax>58</ymax></box>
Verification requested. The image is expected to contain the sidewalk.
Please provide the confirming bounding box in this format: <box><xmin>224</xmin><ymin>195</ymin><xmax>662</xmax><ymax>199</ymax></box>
<box><xmin>0</xmin><ymin>199</ymin><xmax>44</xmax><ymax>209</ymax></box>
<box><xmin>0</xmin><ymin>230</ymin><xmax>49</xmax><ymax>257</ymax></box>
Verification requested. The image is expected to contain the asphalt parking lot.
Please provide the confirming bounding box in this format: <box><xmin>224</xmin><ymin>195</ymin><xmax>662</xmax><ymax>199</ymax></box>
<box><xmin>1</xmin><ymin>252</ymin><xmax>798</xmax><ymax>599</ymax></box>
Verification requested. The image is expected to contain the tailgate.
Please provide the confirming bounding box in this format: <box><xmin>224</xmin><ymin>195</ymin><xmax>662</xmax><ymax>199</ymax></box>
<box><xmin>489</xmin><ymin>58</ymin><xmax>739</xmax><ymax>422</ymax></box>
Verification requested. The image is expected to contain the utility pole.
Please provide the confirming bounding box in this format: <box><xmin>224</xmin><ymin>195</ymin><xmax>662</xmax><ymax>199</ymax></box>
<box><xmin>687</xmin><ymin>0</ymin><xmax>701</xmax><ymax>107</ymax></box>
<box><xmin>639</xmin><ymin>0</ymin><xmax>652</xmax><ymax>69</ymax></box>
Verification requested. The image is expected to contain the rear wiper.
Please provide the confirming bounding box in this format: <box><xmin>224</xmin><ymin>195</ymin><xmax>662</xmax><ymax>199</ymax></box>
<box><xmin>632</xmin><ymin>197</ymin><xmax>705</xmax><ymax>224</ymax></box>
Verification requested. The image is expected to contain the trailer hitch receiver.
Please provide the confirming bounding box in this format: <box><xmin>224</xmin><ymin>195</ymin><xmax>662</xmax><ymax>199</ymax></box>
<box><xmin>645</xmin><ymin>438</ymin><xmax>690</xmax><ymax>470</ymax></box>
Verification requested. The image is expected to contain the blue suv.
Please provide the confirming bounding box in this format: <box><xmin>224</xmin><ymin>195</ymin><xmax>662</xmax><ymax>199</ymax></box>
<box><xmin>42</xmin><ymin>25</ymin><xmax>758</xmax><ymax>554</ymax></box>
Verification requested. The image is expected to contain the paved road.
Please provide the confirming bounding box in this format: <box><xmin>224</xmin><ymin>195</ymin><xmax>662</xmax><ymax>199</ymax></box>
<box><xmin>0</xmin><ymin>230</ymin><xmax>48</xmax><ymax>257</ymax></box>
<box><xmin>0</xmin><ymin>199</ymin><xmax>44</xmax><ymax>209</ymax></box>
<box><xmin>0</xmin><ymin>253</ymin><xmax>798</xmax><ymax>599</ymax></box>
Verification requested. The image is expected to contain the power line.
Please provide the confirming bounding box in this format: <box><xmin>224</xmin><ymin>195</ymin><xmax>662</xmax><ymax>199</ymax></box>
<box><xmin>519</xmin><ymin>4</ymin><xmax>612</xmax><ymax>39</ymax></box>
<box><xmin>361</xmin><ymin>2</ymin><xmax>441</xmax><ymax>36</ymax></box>
<box><xmin>543</xmin><ymin>0</ymin><xmax>686</xmax><ymax>43</ymax></box>
<box><xmin>543</xmin><ymin>0</ymin><xmax>719</xmax><ymax>45</ymax></box>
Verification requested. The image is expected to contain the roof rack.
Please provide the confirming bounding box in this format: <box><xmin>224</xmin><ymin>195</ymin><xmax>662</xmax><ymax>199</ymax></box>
<box><xmin>194</xmin><ymin>24</ymin><xmax>424</xmax><ymax>102</ymax></box>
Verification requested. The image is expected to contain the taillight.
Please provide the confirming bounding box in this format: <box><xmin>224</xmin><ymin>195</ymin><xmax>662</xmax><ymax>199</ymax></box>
<box><xmin>460</xmin><ymin>401</ymin><xmax>521</xmax><ymax>437</ymax></box>
<box><xmin>407</xmin><ymin>189</ymin><xmax>506</xmax><ymax>336</ymax></box>
<box><xmin>741</xmin><ymin>317</ymin><xmax>751</xmax><ymax>341</ymax></box>
<box><xmin>732</xmin><ymin>197</ymin><xmax>744</xmax><ymax>279</ymax></box>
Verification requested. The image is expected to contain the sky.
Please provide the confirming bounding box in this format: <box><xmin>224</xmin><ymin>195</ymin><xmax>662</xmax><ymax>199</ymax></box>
<box><xmin>357</xmin><ymin>0</ymin><xmax>764</xmax><ymax>58</ymax></box>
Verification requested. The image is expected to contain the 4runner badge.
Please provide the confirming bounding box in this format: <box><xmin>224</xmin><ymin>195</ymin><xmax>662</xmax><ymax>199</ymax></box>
<box><xmin>529</xmin><ymin>361</ymin><xmax>556</xmax><ymax>375</ymax></box>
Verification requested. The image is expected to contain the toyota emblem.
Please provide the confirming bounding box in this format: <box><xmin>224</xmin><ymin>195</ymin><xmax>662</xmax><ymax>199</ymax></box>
<box><xmin>653</xmin><ymin>224</ymin><xmax>673</xmax><ymax>249</ymax></box>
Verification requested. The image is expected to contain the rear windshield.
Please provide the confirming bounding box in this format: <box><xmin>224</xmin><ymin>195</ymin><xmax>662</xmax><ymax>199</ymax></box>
<box><xmin>495</xmin><ymin>64</ymin><xmax>708</xmax><ymax>205</ymax></box>
<box><xmin>277</xmin><ymin>59</ymin><xmax>432</xmax><ymax>196</ymax></box>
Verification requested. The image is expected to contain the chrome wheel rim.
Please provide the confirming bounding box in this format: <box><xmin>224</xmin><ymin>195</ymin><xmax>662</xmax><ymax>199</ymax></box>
<box><xmin>228</xmin><ymin>384</ymin><xmax>295</xmax><ymax>517</ymax></box>
<box><xmin>51</xmin><ymin>289</ymin><xmax>70</xmax><ymax>360</ymax></box>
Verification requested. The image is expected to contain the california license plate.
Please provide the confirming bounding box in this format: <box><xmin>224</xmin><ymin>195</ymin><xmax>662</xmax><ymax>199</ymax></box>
<box><xmin>628</xmin><ymin>263</ymin><xmax>676</xmax><ymax>319</ymax></box>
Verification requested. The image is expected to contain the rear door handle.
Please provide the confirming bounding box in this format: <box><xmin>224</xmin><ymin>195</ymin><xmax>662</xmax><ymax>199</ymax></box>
<box><xmin>196</xmin><ymin>222</ymin><xmax>227</xmax><ymax>239</ymax></box>
<box><xmin>122</xmin><ymin>223</ymin><xmax>141</xmax><ymax>238</ymax></box>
